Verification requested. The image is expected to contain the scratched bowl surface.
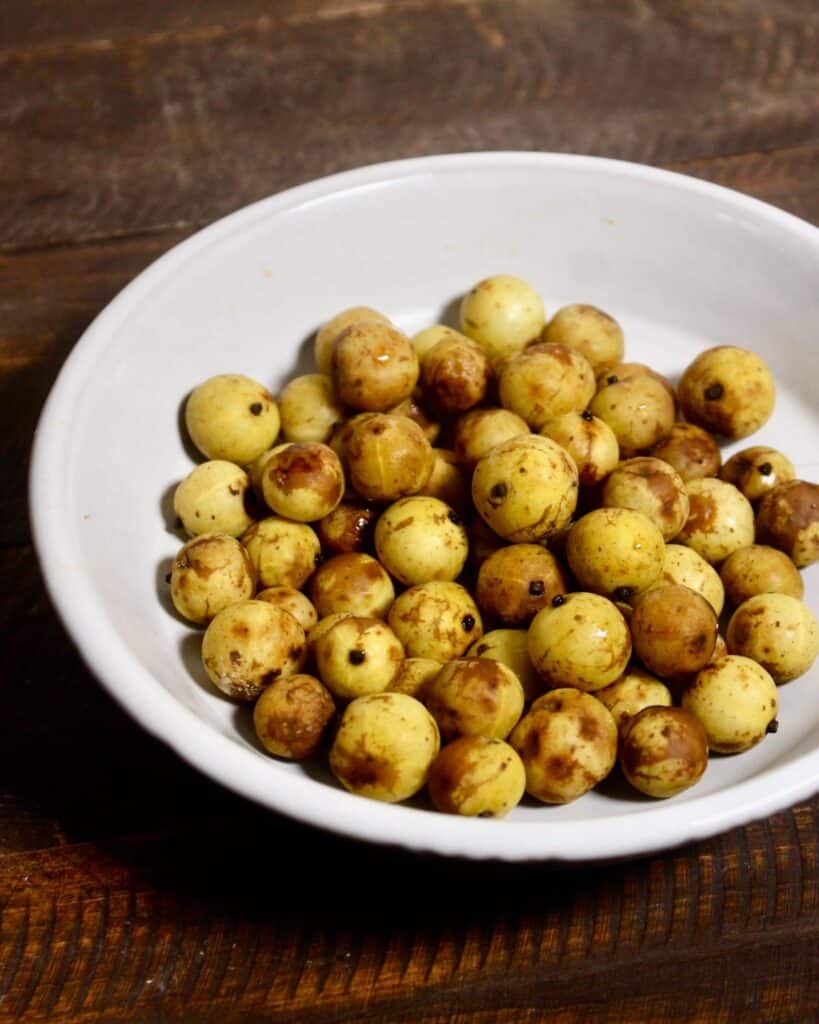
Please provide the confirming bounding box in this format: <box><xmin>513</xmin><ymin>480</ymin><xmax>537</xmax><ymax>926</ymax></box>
<box><xmin>30</xmin><ymin>153</ymin><xmax>819</xmax><ymax>860</ymax></box>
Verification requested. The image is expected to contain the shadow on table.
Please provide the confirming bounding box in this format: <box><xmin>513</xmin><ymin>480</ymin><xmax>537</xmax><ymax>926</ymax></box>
<box><xmin>3</xmin><ymin>699</ymin><xmax>648</xmax><ymax>927</ymax></box>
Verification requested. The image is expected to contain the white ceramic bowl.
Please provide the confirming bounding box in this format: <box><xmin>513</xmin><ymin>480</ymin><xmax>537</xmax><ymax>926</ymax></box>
<box><xmin>30</xmin><ymin>153</ymin><xmax>819</xmax><ymax>861</ymax></box>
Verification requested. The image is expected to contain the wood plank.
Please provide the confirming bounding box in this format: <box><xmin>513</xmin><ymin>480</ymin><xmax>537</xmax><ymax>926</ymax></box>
<box><xmin>0</xmin><ymin>0</ymin><xmax>465</xmax><ymax>53</ymax></box>
<box><xmin>0</xmin><ymin>799</ymin><xmax>816</xmax><ymax>1021</ymax></box>
<box><xmin>0</xmin><ymin>545</ymin><xmax>237</xmax><ymax>852</ymax></box>
<box><xmin>674</xmin><ymin>142</ymin><xmax>819</xmax><ymax>225</ymax></box>
<box><xmin>0</xmin><ymin>231</ymin><xmax>188</xmax><ymax>547</ymax></box>
<box><xmin>1</xmin><ymin>0</ymin><xmax>817</xmax><ymax>251</ymax></box>
<box><xmin>0</xmin><ymin>540</ymin><xmax>244</xmax><ymax>854</ymax></box>
<box><xmin>0</xmin><ymin>545</ymin><xmax>136</xmax><ymax>747</ymax></box>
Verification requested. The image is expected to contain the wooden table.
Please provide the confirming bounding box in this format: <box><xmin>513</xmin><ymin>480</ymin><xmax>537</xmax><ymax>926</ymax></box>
<box><xmin>3</xmin><ymin>2</ymin><xmax>818</xmax><ymax>1020</ymax></box>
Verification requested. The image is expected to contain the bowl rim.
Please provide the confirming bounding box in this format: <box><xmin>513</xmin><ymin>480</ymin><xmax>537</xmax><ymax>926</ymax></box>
<box><xmin>29</xmin><ymin>151</ymin><xmax>819</xmax><ymax>861</ymax></box>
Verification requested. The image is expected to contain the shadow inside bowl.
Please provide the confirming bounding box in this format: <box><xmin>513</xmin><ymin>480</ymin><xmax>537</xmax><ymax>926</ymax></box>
<box><xmin>594</xmin><ymin>766</ymin><xmax>650</xmax><ymax>803</ymax></box>
<box><xmin>155</xmin><ymin>556</ymin><xmax>194</xmax><ymax>628</ymax></box>
<box><xmin>232</xmin><ymin>703</ymin><xmax>262</xmax><ymax>751</ymax></box>
<box><xmin>436</xmin><ymin>294</ymin><xmax>462</xmax><ymax>329</ymax></box>
<box><xmin>179</xmin><ymin>631</ymin><xmax>235</xmax><ymax>704</ymax></box>
<box><xmin>176</xmin><ymin>390</ymin><xmax>202</xmax><ymax>463</ymax></box>
<box><xmin>159</xmin><ymin>481</ymin><xmax>187</xmax><ymax>540</ymax></box>
<box><xmin>289</xmin><ymin>326</ymin><xmax>319</xmax><ymax>381</ymax></box>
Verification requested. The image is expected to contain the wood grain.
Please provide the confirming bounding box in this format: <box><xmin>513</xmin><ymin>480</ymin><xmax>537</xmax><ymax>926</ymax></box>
<box><xmin>0</xmin><ymin>0</ymin><xmax>472</xmax><ymax>52</ymax></box>
<box><xmin>0</xmin><ymin>800</ymin><xmax>817</xmax><ymax>1021</ymax></box>
<box><xmin>1</xmin><ymin>0</ymin><xmax>817</xmax><ymax>251</ymax></box>
<box><xmin>0</xmin><ymin>232</ymin><xmax>188</xmax><ymax>546</ymax></box>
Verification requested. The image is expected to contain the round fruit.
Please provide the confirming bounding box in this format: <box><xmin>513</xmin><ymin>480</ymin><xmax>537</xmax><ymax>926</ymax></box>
<box><xmin>682</xmin><ymin>656</ymin><xmax>778</xmax><ymax>754</ymax></box>
<box><xmin>566</xmin><ymin>508</ymin><xmax>665</xmax><ymax>600</ymax></box>
<box><xmin>388</xmin><ymin>581</ymin><xmax>483</xmax><ymax>662</ymax></box>
<box><xmin>620</xmin><ymin>707</ymin><xmax>708</xmax><ymax>798</ymax></box>
<box><xmin>629</xmin><ymin>584</ymin><xmax>717</xmax><ymax>682</ymax></box>
<box><xmin>472</xmin><ymin>434</ymin><xmax>578</xmax><ymax>542</ymax></box>
<box><xmin>375</xmin><ymin>496</ymin><xmax>468</xmax><ymax>585</ymax></box>
<box><xmin>678</xmin><ymin>345</ymin><xmax>775</xmax><ymax>439</ymax></box>
<box><xmin>427</xmin><ymin>737</ymin><xmax>526</xmax><ymax>817</ymax></box>
<box><xmin>425</xmin><ymin>658</ymin><xmax>525</xmax><ymax>740</ymax></box>
<box><xmin>528</xmin><ymin>592</ymin><xmax>631</xmax><ymax>691</ymax></box>
<box><xmin>726</xmin><ymin>593</ymin><xmax>818</xmax><ymax>683</ymax></box>
<box><xmin>253</xmin><ymin>674</ymin><xmax>335</xmax><ymax>759</ymax></box>
<box><xmin>509</xmin><ymin>689</ymin><xmax>618</xmax><ymax>803</ymax></box>
<box><xmin>329</xmin><ymin>693</ymin><xmax>440</xmax><ymax>802</ymax></box>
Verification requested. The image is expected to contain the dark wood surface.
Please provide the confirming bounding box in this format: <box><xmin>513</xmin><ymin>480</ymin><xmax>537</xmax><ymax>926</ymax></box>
<box><xmin>2</xmin><ymin>1</ymin><xmax>818</xmax><ymax>1020</ymax></box>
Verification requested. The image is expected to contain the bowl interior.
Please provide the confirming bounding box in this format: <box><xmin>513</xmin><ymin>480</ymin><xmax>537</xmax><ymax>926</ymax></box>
<box><xmin>33</xmin><ymin>154</ymin><xmax>819</xmax><ymax>857</ymax></box>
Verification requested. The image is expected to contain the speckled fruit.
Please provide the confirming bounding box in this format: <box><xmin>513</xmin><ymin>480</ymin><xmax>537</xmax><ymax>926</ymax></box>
<box><xmin>649</xmin><ymin>422</ymin><xmax>722</xmax><ymax>483</ymax></box>
<box><xmin>278</xmin><ymin>373</ymin><xmax>346</xmax><ymax>444</ymax></box>
<box><xmin>174</xmin><ymin>461</ymin><xmax>256</xmax><ymax>538</ymax></box>
<box><xmin>170</xmin><ymin>534</ymin><xmax>256</xmax><ymax>625</ymax></box>
<box><xmin>261</xmin><ymin>442</ymin><xmax>345</xmax><ymax>522</ymax></box>
<box><xmin>332</xmin><ymin>321</ymin><xmax>418</xmax><ymax>411</ymax></box>
<box><xmin>388</xmin><ymin>581</ymin><xmax>483</xmax><ymax>662</ymax></box>
<box><xmin>566</xmin><ymin>508</ymin><xmax>665</xmax><ymax>600</ymax></box>
<box><xmin>682</xmin><ymin>656</ymin><xmax>778</xmax><ymax>754</ymax></box>
<box><xmin>375</xmin><ymin>496</ymin><xmax>468</xmax><ymax>585</ymax></box>
<box><xmin>602</xmin><ymin>457</ymin><xmax>689</xmax><ymax>542</ymax></box>
<box><xmin>459</xmin><ymin>274</ymin><xmax>546</xmax><ymax>365</ymax></box>
<box><xmin>241</xmin><ymin>517</ymin><xmax>321</xmax><ymax>589</ymax></box>
<box><xmin>329</xmin><ymin>693</ymin><xmax>440</xmax><ymax>802</ymax></box>
<box><xmin>427</xmin><ymin>736</ymin><xmax>526</xmax><ymax>817</ymax></box>
<box><xmin>720</xmin><ymin>545</ymin><xmax>804</xmax><ymax>607</ymax></box>
<box><xmin>314</xmin><ymin>615</ymin><xmax>404</xmax><ymax>699</ymax></box>
<box><xmin>499</xmin><ymin>343</ymin><xmax>595</xmax><ymax>430</ymax></box>
<box><xmin>755</xmin><ymin>480</ymin><xmax>819</xmax><ymax>568</ymax></box>
<box><xmin>201</xmin><ymin>600</ymin><xmax>306</xmax><ymax>701</ymax></box>
<box><xmin>309</xmin><ymin>553</ymin><xmax>395</xmax><ymax>619</ymax></box>
<box><xmin>540</xmin><ymin>303</ymin><xmax>624</xmax><ymax>374</ymax></box>
<box><xmin>509</xmin><ymin>689</ymin><xmax>618</xmax><ymax>804</ymax></box>
<box><xmin>630</xmin><ymin>584</ymin><xmax>717</xmax><ymax>682</ymax></box>
<box><xmin>345</xmin><ymin>413</ymin><xmax>434</xmax><ymax>501</ymax></box>
<box><xmin>527</xmin><ymin>592</ymin><xmax>631</xmax><ymax>691</ymax></box>
<box><xmin>420</xmin><ymin>336</ymin><xmax>492</xmax><ymax>414</ymax></box>
<box><xmin>589</xmin><ymin>372</ymin><xmax>675</xmax><ymax>456</ymax></box>
<box><xmin>719</xmin><ymin>446</ymin><xmax>795</xmax><ymax>503</ymax></box>
<box><xmin>425</xmin><ymin>658</ymin><xmax>525</xmax><ymax>740</ymax></box>
<box><xmin>469</xmin><ymin>629</ymin><xmax>542</xmax><ymax>702</ymax></box>
<box><xmin>316</xmin><ymin>499</ymin><xmax>378</xmax><ymax>556</ymax></box>
<box><xmin>726</xmin><ymin>593</ymin><xmax>818</xmax><ymax>683</ymax></box>
<box><xmin>620</xmin><ymin>706</ymin><xmax>708</xmax><ymax>798</ymax></box>
<box><xmin>253</xmin><ymin>674</ymin><xmax>336</xmax><ymax>759</ymax></box>
<box><xmin>185</xmin><ymin>374</ymin><xmax>280</xmax><ymax>464</ymax></box>
<box><xmin>657</xmin><ymin>544</ymin><xmax>725</xmax><ymax>617</ymax></box>
<box><xmin>314</xmin><ymin>306</ymin><xmax>391</xmax><ymax>375</ymax></box>
<box><xmin>475</xmin><ymin>543</ymin><xmax>568</xmax><ymax>625</ymax></box>
<box><xmin>676</xmin><ymin>478</ymin><xmax>755</xmax><ymax>565</ymax></box>
<box><xmin>678</xmin><ymin>345</ymin><xmax>775</xmax><ymax>440</ymax></box>
<box><xmin>453</xmin><ymin>407</ymin><xmax>530</xmax><ymax>468</ymax></box>
<box><xmin>472</xmin><ymin>434</ymin><xmax>578</xmax><ymax>543</ymax></box>
<box><xmin>595</xmin><ymin>667</ymin><xmax>672</xmax><ymax>735</ymax></box>
<box><xmin>540</xmin><ymin>410</ymin><xmax>620</xmax><ymax>486</ymax></box>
